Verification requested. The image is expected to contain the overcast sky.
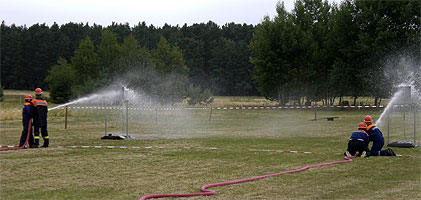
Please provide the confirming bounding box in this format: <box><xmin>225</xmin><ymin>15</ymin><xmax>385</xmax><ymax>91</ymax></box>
<box><xmin>1</xmin><ymin>0</ymin><xmax>340</xmax><ymax>27</ymax></box>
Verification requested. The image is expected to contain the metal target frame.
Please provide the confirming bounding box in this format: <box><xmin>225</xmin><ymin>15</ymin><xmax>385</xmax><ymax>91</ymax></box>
<box><xmin>102</xmin><ymin>87</ymin><xmax>132</xmax><ymax>140</ymax></box>
<box><xmin>387</xmin><ymin>86</ymin><xmax>419</xmax><ymax>148</ymax></box>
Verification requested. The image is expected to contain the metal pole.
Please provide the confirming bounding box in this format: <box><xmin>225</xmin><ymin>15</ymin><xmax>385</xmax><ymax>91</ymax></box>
<box><xmin>314</xmin><ymin>104</ymin><xmax>317</xmax><ymax>121</ymax></box>
<box><xmin>403</xmin><ymin>106</ymin><xmax>406</xmax><ymax>139</ymax></box>
<box><xmin>122</xmin><ymin>87</ymin><xmax>125</xmax><ymax>135</ymax></box>
<box><xmin>209</xmin><ymin>107</ymin><xmax>212</xmax><ymax>121</ymax></box>
<box><xmin>155</xmin><ymin>108</ymin><xmax>158</xmax><ymax>124</ymax></box>
<box><xmin>126</xmin><ymin>100</ymin><xmax>129</xmax><ymax>138</ymax></box>
<box><xmin>387</xmin><ymin>108</ymin><xmax>390</xmax><ymax>145</ymax></box>
<box><xmin>65</xmin><ymin>106</ymin><xmax>68</xmax><ymax>129</ymax></box>
<box><xmin>104</xmin><ymin>101</ymin><xmax>107</xmax><ymax>136</ymax></box>
<box><xmin>414</xmin><ymin>104</ymin><xmax>417</xmax><ymax>146</ymax></box>
<box><xmin>121</xmin><ymin>105</ymin><xmax>124</xmax><ymax>134</ymax></box>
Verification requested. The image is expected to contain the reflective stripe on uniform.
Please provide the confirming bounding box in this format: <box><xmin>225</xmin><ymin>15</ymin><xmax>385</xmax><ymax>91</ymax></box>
<box><xmin>34</xmin><ymin>136</ymin><xmax>40</xmax><ymax>139</ymax></box>
<box><xmin>349</xmin><ymin>138</ymin><xmax>365</xmax><ymax>142</ymax></box>
<box><xmin>36</xmin><ymin>102</ymin><xmax>47</xmax><ymax>106</ymax></box>
<box><xmin>32</xmin><ymin>99</ymin><xmax>48</xmax><ymax>107</ymax></box>
<box><xmin>367</xmin><ymin>124</ymin><xmax>375</xmax><ymax>131</ymax></box>
<box><xmin>43</xmin><ymin>136</ymin><xmax>49</xmax><ymax>139</ymax></box>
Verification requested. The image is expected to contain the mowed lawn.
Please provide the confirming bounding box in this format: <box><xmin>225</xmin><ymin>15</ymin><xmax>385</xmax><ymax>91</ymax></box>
<box><xmin>0</xmin><ymin>94</ymin><xmax>420</xmax><ymax>200</ymax></box>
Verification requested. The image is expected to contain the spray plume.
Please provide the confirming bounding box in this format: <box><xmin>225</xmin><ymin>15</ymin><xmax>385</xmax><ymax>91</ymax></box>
<box><xmin>48</xmin><ymin>86</ymin><xmax>129</xmax><ymax>111</ymax></box>
<box><xmin>375</xmin><ymin>53</ymin><xmax>420</xmax><ymax>127</ymax></box>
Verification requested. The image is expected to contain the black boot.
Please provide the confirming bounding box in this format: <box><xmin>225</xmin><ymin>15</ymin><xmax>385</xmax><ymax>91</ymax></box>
<box><xmin>41</xmin><ymin>138</ymin><xmax>49</xmax><ymax>148</ymax></box>
<box><xmin>386</xmin><ymin>148</ymin><xmax>396</xmax><ymax>156</ymax></box>
<box><xmin>33</xmin><ymin>138</ymin><xmax>39</xmax><ymax>148</ymax></box>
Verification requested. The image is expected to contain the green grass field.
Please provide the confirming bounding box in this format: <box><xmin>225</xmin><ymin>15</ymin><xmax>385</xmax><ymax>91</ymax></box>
<box><xmin>0</xmin><ymin>92</ymin><xmax>420</xmax><ymax>200</ymax></box>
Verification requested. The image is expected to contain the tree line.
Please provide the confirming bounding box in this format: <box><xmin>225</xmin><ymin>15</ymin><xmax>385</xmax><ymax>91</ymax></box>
<box><xmin>250</xmin><ymin>0</ymin><xmax>420</xmax><ymax>106</ymax></box>
<box><xmin>1</xmin><ymin>20</ymin><xmax>257</xmax><ymax>104</ymax></box>
<box><xmin>1</xmin><ymin>0</ymin><xmax>420</xmax><ymax>105</ymax></box>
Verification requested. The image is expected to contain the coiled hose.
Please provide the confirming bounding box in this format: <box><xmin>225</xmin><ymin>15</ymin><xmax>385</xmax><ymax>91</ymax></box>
<box><xmin>0</xmin><ymin>118</ymin><xmax>32</xmax><ymax>151</ymax></box>
<box><xmin>139</xmin><ymin>155</ymin><xmax>356</xmax><ymax>200</ymax></box>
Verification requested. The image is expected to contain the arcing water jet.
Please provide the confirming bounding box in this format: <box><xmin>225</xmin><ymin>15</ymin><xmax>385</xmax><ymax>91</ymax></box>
<box><xmin>376</xmin><ymin>86</ymin><xmax>406</xmax><ymax>127</ymax></box>
<box><xmin>48</xmin><ymin>86</ymin><xmax>130</xmax><ymax>111</ymax></box>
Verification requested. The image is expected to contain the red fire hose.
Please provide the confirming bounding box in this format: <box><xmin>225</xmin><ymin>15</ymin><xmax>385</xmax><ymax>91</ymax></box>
<box><xmin>0</xmin><ymin>118</ymin><xmax>32</xmax><ymax>151</ymax></box>
<box><xmin>139</xmin><ymin>155</ymin><xmax>356</xmax><ymax>200</ymax></box>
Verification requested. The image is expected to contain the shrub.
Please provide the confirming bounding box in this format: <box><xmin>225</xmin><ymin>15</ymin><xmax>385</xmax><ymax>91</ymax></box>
<box><xmin>186</xmin><ymin>84</ymin><xmax>214</xmax><ymax>106</ymax></box>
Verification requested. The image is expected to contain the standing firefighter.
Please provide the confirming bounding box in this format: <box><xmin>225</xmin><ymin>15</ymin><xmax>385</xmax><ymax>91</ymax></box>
<box><xmin>32</xmin><ymin>88</ymin><xmax>49</xmax><ymax>148</ymax></box>
<box><xmin>19</xmin><ymin>95</ymin><xmax>35</xmax><ymax>148</ymax></box>
<box><xmin>364</xmin><ymin>115</ymin><xmax>395</xmax><ymax>156</ymax></box>
<box><xmin>345</xmin><ymin>122</ymin><xmax>369</xmax><ymax>157</ymax></box>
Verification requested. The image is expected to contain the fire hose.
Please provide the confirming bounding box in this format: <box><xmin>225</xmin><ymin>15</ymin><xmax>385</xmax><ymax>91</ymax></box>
<box><xmin>0</xmin><ymin>118</ymin><xmax>32</xmax><ymax>151</ymax></box>
<box><xmin>139</xmin><ymin>155</ymin><xmax>356</xmax><ymax>200</ymax></box>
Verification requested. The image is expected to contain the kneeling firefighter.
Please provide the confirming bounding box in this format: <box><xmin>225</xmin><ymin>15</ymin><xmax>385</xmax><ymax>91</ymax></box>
<box><xmin>364</xmin><ymin>115</ymin><xmax>395</xmax><ymax>156</ymax></box>
<box><xmin>345</xmin><ymin>122</ymin><xmax>370</xmax><ymax>157</ymax></box>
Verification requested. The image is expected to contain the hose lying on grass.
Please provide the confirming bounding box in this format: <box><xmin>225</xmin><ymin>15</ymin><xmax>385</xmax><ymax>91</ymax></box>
<box><xmin>139</xmin><ymin>155</ymin><xmax>356</xmax><ymax>200</ymax></box>
<box><xmin>0</xmin><ymin>119</ymin><xmax>31</xmax><ymax>151</ymax></box>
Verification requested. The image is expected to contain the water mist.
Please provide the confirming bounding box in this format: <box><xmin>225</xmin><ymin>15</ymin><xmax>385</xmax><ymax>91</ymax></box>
<box><xmin>375</xmin><ymin>53</ymin><xmax>420</xmax><ymax>128</ymax></box>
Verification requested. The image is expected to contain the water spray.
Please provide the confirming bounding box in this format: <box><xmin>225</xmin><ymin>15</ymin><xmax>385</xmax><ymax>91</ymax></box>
<box><xmin>48</xmin><ymin>94</ymin><xmax>100</xmax><ymax>111</ymax></box>
<box><xmin>48</xmin><ymin>88</ymin><xmax>124</xmax><ymax>111</ymax></box>
<box><xmin>376</xmin><ymin>86</ymin><xmax>406</xmax><ymax>127</ymax></box>
<box><xmin>374</xmin><ymin>52</ymin><xmax>420</xmax><ymax>148</ymax></box>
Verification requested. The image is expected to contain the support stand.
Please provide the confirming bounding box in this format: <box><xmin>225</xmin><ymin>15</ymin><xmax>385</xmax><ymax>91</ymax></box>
<box><xmin>387</xmin><ymin>104</ymin><xmax>418</xmax><ymax>148</ymax></box>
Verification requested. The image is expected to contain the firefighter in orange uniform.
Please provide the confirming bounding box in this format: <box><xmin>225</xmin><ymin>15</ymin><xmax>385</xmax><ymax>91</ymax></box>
<box><xmin>364</xmin><ymin>115</ymin><xmax>395</xmax><ymax>156</ymax></box>
<box><xmin>32</xmin><ymin>88</ymin><xmax>49</xmax><ymax>148</ymax></box>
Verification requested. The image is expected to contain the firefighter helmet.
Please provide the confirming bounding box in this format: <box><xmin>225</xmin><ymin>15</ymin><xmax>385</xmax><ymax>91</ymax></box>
<box><xmin>24</xmin><ymin>95</ymin><xmax>32</xmax><ymax>100</ymax></box>
<box><xmin>364</xmin><ymin>115</ymin><xmax>373</xmax><ymax>123</ymax></box>
<box><xmin>358</xmin><ymin>122</ymin><xmax>367</xmax><ymax>129</ymax></box>
<box><xmin>35</xmin><ymin>88</ymin><xmax>42</xmax><ymax>95</ymax></box>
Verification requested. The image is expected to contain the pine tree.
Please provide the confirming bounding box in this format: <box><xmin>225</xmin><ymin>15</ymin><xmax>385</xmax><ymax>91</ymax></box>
<box><xmin>45</xmin><ymin>58</ymin><xmax>75</xmax><ymax>103</ymax></box>
<box><xmin>70</xmin><ymin>36</ymin><xmax>99</xmax><ymax>96</ymax></box>
<box><xmin>97</xmin><ymin>29</ymin><xmax>121</xmax><ymax>82</ymax></box>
